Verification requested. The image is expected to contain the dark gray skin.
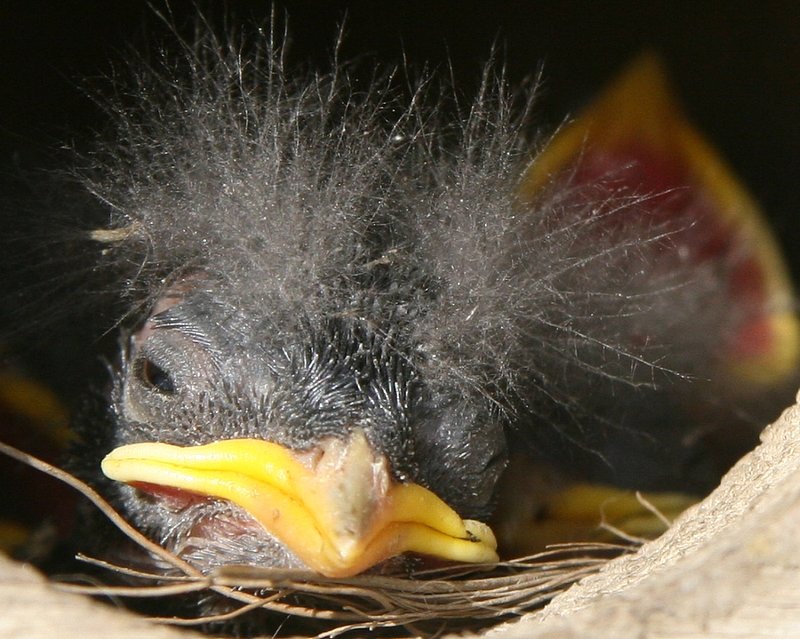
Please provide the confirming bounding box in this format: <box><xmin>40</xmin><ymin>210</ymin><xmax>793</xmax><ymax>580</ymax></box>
<box><xmin>72</xmin><ymin>30</ymin><xmax>791</xmax><ymax>579</ymax></box>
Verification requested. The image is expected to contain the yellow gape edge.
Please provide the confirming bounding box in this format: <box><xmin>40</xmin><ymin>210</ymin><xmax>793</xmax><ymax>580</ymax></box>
<box><xmin>519</xmin><ymin>54</ymin><xmax>800</xmax><ymax>387</ymax></box>
<box><xmin>102</xmin><ymin>431</ymin><xmax>498</xmax><ymax>577</ymax></box>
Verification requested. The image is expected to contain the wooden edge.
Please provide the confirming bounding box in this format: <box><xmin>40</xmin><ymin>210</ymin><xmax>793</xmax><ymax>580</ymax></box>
<box><xmin>0</xmin><ymin>554</ymin><xmax>201</xmax><ymax>639</ymax></box>
<box><xmin>494</xmin><ymin>396</ymin><xmax>800</xmax><ymax>637</ymax></box>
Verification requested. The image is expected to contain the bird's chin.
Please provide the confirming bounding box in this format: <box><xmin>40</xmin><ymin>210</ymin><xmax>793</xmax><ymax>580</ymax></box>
<box><xmin>127</xmin><ymin>482</ymin><xmax>305</xmax><ymax>571</ymax></box>
<box><xmin>128</xmin><ymin>483</ymin><xmax>449</xmax><ymax>576</ymax></box>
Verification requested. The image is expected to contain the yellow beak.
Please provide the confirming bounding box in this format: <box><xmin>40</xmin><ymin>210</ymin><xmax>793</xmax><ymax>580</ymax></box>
<box><xmin>101</xmin><ymin>431</ymin><xmax>497</xmax><ymax>577</ymax></box>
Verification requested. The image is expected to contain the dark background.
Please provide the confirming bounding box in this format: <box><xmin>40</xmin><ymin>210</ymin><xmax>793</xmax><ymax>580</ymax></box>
<box><xmin>1</xmin><ymin>0</ymin><xmax>799</xmax><ymax>399</ymax></box>
<box><xmin>2</xmin><ymin>2</ymin><xmax>799</xmax><ymax>217</ymax></box>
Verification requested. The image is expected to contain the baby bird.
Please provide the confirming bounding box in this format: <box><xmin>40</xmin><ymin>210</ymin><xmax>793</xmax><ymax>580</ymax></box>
<box><xmin>70</xmin><ymin>26</ymin><xmax>798</xmax><ymax>582</ymax></box>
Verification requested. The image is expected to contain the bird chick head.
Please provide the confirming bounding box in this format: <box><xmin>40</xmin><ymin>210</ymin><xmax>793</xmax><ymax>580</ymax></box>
<box><xmin>100</xmin><ymin>275</ymin><xmax>505</xmax><ymax>576</ymax></box>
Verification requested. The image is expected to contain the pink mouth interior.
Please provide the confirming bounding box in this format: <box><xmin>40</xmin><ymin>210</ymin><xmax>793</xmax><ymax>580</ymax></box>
<box><xmin>131</xmin><ymin>481</ymin><xmax>212</xmax><ymax>510</ymax></box>
<box><xmin>130</xmin><ymin>481</ymin><xmax>267</xmax><ymax>540</ymax></box>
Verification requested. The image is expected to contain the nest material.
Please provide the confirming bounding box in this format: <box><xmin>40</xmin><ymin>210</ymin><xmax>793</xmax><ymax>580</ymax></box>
<box><xmin>0</xmin><ymin>440</ymin><xmax>626</xmax><ymax>638</ymax></box>
<box><xmin>60</xmin><ymin>548</ymin><xmax>619</xmax><ymax>637</ymax></box>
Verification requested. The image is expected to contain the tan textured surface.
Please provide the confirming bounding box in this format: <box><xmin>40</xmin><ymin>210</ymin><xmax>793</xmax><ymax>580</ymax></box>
<box><xmin>3</xmin><ymin>399</ymin><xmax>800</xmax><ymax>638</ymax></box>
<box><xmin>495</xmin><ymin>399</ymin><xmax>800</xmax><ymax>637</ymax></box>
<box><xmin>0</xmin><ymin>554</ymin><xmax>199</xmax><ymax>639</ymax></box>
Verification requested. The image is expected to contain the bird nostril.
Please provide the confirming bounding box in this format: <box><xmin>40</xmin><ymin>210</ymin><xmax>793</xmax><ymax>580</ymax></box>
<box><xmin>135</xmin><ymin>358</ymin><xmax>177</xmax><ymax>395</ymax></box>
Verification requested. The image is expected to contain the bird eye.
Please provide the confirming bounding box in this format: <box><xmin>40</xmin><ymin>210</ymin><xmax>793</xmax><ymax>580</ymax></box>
<box><xmin>135</xmin><ymin>357</ymin><xmax>176</xmax><ymax>395</ymax></box>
